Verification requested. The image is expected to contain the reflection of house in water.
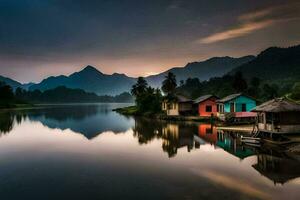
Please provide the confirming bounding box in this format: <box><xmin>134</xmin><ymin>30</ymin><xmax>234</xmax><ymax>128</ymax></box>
<box><xmin>194</xmin><ymin>124</ymin><xmax>255</xmax><ymax>159</ymax></box>
<box><xmin>162</xmin><ymin>123</ymin><xmax>195</xmax><ymax>157</ymax></box>
<box><xmin>197</xmin><ymin>124</ymin><xmax>218</xmax><ymax>145</ymax></box>
<box><xmin>252</xmin><ymin>152</ymin><xmax>300</xmax><ymax>185</ymax></box>
<box><xmin>216</xmin><ymin>130</ymin><xmax>255</xmax><ymax>159</ymax></box>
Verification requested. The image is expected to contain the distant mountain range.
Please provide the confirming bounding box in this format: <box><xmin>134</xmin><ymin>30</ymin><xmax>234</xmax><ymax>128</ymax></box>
<box><xmin>145</xmin><ymin>56</ymin><xmax>255</xmax><ymax>88</ymax></box>
<box><xmin>0</xmin><ymin>75</ymin><xmax>34</xmax><ymax>90</ymax></box>
<box><xmin>29</xmin><ymin>66</ymin><xmax>136</xmax><ymax>95</ymax></box>
<box><xmin>1</xmin><ymin>44</ymin><xmax>299</xmax><ymax>95</ymax></box>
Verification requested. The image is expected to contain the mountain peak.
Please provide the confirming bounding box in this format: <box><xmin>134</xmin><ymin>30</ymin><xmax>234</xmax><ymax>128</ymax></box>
<box><xmin>82</xmin><ymin>65</ymin><xmax>101</xmax><ymax>73</ymax></box>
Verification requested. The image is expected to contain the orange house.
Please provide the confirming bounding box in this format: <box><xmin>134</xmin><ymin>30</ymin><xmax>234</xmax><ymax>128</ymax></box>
<box><xmin>194</xmin><ymin>95</ymin><xmax>219</xmax><ymax>117</ymax></box>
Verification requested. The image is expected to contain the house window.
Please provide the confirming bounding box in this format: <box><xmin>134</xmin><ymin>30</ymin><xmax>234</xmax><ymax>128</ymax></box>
<box><xmin>206</xmin><ymin>105</ymin><xmax>212</xmax><ymax>112</ymax></box>
<box><xmin>242</xmin><ymin>104</ymin><xmax>247</xmax><ymax>112</ymax></box>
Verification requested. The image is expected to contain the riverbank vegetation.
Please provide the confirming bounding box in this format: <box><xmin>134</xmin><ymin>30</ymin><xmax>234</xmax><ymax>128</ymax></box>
<box><xmin>15</xmin><ymin>86</ymin><xmax>133</xmax><ymax>103</ymax></box>
<box><xmin>0</xmin><ymin>81</ymin><xmax>134</xmax><ymax>109</ymax></box>
<box><xmin>0</xmin><ymin>81</ymin><xmax>30</xmax><ymax>109</ymax></box>
<box><xmin>116</xmin><ymin>70</ymin><xmax>300</xmax><ymax>117</ymax></box>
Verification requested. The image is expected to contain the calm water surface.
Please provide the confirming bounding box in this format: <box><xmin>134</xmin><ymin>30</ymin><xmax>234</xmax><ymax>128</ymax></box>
<box><xmin>0</xmin><ymin>103</ymin><xmax>299</xmax><ymax>200</ymax></box>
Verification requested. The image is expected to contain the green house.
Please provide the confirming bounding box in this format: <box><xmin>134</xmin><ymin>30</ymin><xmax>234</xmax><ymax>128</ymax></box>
<box><xmin>217</xmin><ymin>93</ymin><xmax>257</xmax><ymax>114</ymax></box>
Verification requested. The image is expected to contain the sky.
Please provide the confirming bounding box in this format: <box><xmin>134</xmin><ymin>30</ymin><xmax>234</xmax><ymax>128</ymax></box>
<box><xmin>0</xmin><ymin>0</ymin><xmax>300</xmax><ymax>83</ymax></box>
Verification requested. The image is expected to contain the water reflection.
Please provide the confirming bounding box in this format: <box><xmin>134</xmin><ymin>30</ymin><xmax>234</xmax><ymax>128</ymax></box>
<box><xmin>132</xmin><ymin>117</ymin><xmax>300</xmax><ymax>186</ymax></box>
<box><xmin>253</xmin><ymin>148</ymin><xmax>300</xmax><ymax>185</ymax></box>
<box><xmin>0</xmin><ymin>112</ymin><xmax>14</xmax><ymax>134</ymax></box>
<box><xmin>0</xmin><ymin>104</ymin><xmax>300</xmax><ymax>196</ymax></box>
<box><xmin>1</xmin><ymin>104</ymin><xmax>134</xmax><ymax>139</ymax></box>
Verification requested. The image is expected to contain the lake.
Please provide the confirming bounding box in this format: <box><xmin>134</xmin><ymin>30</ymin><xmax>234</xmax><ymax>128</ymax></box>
<box><xmin>0</xmin><ymin>103</ymin><xmax>299</xmax><ymax>200</ymax></box>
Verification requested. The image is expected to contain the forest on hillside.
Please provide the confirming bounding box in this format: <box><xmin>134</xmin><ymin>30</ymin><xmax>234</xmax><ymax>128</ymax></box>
<box><xmin>0</xmin><ymin>82</ymin><xmax>133</xmax><ymax>108</ymax></box>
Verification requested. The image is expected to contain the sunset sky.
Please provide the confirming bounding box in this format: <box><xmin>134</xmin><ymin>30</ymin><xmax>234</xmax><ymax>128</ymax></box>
<box><xmin>0</xmin><ymin>0</ymin><xmax>300</xmax><ymax>83</ymax></box>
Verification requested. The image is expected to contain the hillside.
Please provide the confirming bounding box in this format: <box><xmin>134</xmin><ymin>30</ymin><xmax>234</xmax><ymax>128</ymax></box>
<box><xmin>230</xmin><ymin>45</ymin><xmax>300</xmax><ymax>83</ymax></box>
<box><xmin>146</xmin><ymin>56</ymin><xmax>254</xmax><ymax>88</ymax></box>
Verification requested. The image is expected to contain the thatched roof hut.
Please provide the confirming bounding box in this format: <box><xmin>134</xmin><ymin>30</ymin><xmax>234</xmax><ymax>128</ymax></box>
<box><xmin>253</xmin><ymin>98</ymin><xmax>300</xmax><ymax>134</ymax></box>
<box><xmin>252</xmin><ymin>98</ymin><xmax>300</xmax><ymax>113</ymax></box>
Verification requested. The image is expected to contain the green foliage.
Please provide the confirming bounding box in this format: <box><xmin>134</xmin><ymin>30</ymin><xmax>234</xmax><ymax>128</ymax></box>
<box><xmin>161</xmin><ymin>72</ymin><xmax>177</xmax><ymax>96</ymax></box>
<box><xmin>262</xmin><ymin>83</ymin><xmax>279</xmax><ymax>101</ymax></box>
<box><xmin>232</xmin><ymin>71</ymin><xmax>248</xmax><ymax>93</ymax></box>
<box><xmin>247</xmin><ymin>77</ymin><xmax>261</xmax><ymax>98</ymax></box>
<box><xmin>131</xmin><ymin>78</ymin><xmax>162</xmax><ymax>114</ymax></box>
<box><xmin>0</xmin><ymin>81</ymin><xmax>17</xmax><ymax>108</ymax></box>
<box><xmin>0</xmin><ymin>81</ymin><xmax>14</xmax><ymax>101</ymax></box>
<box><xmin>176</xmin><ymin>78</ymin><xmax>202</xmax><ymax>99</ymax></box>
<box><xmin>290</xmin><ymin>82</ymin><xmax>300</xmax><ymax>100</ymax></box>
<box><xmin>131</xmin><ymin>77</ymin><xmax>148</xmax><ymax>97</ymax></box>
<box><xmin>15</xmin><ymin>86</ymin><xmax>133</xmax><ymax>103</ymax></box>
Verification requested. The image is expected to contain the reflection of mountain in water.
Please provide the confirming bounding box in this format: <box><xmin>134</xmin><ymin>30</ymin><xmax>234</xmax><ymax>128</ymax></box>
<box><xmin>25</xmin><ymin>105</ymin><xmax>134</xmax><ymax>139</ymax></box>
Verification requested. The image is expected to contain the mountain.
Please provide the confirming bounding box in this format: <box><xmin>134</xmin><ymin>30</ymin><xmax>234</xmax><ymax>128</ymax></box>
<box><xmin>0</xmin><ymin>75</ymin><xmax>35</xmax><ymax>90</ymax></box>
<box><xmin>145</xmin><ymin>56</ymin><xmax>255</xmax><ymax>88</ymax></box>
<box><xmin>229</xmin><ymin>45</ymin><xmax>300</xmax><ymax>82</ymax></box>
<box><xmin>29</xmin><ymin>66</ymin><xmax>137</xmax><ymax>95</ymax></box>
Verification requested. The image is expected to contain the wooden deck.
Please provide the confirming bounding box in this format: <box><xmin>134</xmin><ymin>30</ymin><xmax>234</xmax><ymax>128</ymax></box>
<box><xmin>217</xmin><ymin>125</ymin><xmax>253</xmax><ymax>133</ymax></box>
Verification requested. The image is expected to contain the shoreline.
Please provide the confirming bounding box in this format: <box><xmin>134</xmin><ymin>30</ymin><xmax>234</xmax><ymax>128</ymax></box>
<box><xmin>114</xmin><ymin>106</ymin><xmax>224</xmax><ymax>124</ymax></box>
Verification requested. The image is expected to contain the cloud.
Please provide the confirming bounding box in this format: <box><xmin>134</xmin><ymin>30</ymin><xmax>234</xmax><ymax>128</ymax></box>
<box><xmin>193</xmin><ymin>169</ymin><xmax>271</xmax><ymax>200</ymax></box>
<box><xmin>199</xmin><ymin>20</ymin><xmax>274</xmax><ymax>44</ymax></box>
<box><xmin>198</xmin><ymin>2</ymin><xmax>300</xmax><ymax>44</ymax></box>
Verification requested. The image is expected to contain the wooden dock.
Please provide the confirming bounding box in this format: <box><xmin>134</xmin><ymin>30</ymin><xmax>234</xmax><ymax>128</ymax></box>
<box><xmin>217</xmin><ymin>125</ymin><xmax>253</xmax><ymax>133</ymax></box>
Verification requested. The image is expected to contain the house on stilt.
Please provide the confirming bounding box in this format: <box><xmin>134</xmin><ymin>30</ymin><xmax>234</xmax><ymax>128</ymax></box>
<box><xmin>252</xmin><ymin>98</ymin><xmax>300</xmax><ymax>134</ymax></box>
<box><xmin>216</xmin><ymin>93</ymin><xmax>257</xmax><ymax>122</ymax></box>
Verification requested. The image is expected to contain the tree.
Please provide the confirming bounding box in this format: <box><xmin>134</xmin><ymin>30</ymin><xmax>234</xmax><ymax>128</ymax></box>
<box><xmin>232</xmin><ymin>71</ymin><xmax>248</xmax><ymax>93</ymax></box>
<box><xmin>247</xmin><ymin>77</ymin><xmax>261</xmax><ymax>98</ymax></box>
<box><xmin>0</xmin><ymin>83</ymin><xmax>14</xmax><ymax>101</ymax></box>
<box><xmin>131</xmin><ymin>77</ymin><xmax>148</xmax><ymax>97</ymax></box>
<box><xmin>176</xmin><ymin>78</ymin><xmax>202</xmax><ymax>99</ymax></box>
<box><xmin>162</xmin><ymin>72</ymin><xmax>177</xmax><ymax>96</ymax></box>
<box><xmin>290</xmin><ymin>82</ymin><xmax>300</xmax><ymax>100</ymax></box>
<box><xmin>130</xmin><ymin>78</ymin><xmax>162</xmax><ymax>114</ymax></box>
<box><xmin>262</xmin><ymin>83</ymin><xmax>279</xmax><ymax>100</ymax></box>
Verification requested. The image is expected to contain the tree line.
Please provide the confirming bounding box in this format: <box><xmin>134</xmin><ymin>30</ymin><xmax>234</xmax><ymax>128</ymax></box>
<box><xmin>130</xmin><ymin>71</ymin><xmax>300</xmax><ymax>114</ymax></box>
<box><xmin>0</xmin><ymin>82</ymin><xmax>133</xmax><ymax>108</ymax></box>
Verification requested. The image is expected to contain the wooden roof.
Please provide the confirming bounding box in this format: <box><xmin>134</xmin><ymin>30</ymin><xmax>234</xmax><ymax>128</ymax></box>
<box><xmin>176</xmin><ymin>95</ymin><xmax>193</xmax><ymax>103</ymax></box>
<box><xmin>252</xmin><ymin>98</ymin><xmax>300</xmax><ymax>113</ymax></box>
<box><xmin>194</xmin><ymin>94</ymin><xmax>218</xmax><ymax>104</ymax></box>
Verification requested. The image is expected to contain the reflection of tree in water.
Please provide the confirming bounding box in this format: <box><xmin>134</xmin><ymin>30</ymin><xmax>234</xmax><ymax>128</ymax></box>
<box><xmin>132</xmin><ymin>117</ymin><xmax>163</xmax><ymax>144</ymax></box>
<box><xmin>133</xmin><ymin>118</ymin><xmax>195</xmax><ymax>158</ymax></box>
<box><xmin>0</xmin><ymin>112</ymin><xmax>14</xmax><ymax>134</ymax></box>
<box><xmin>0</xmin><ymin>112</ymin><xmax>26</xmax><ymax>135</ymax></box>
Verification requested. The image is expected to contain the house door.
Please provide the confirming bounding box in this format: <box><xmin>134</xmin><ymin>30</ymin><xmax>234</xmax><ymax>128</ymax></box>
<box><xmin>230</xmin><ymin>103</ymin><xmax>235</xmax><ymax>112</ymax></box>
